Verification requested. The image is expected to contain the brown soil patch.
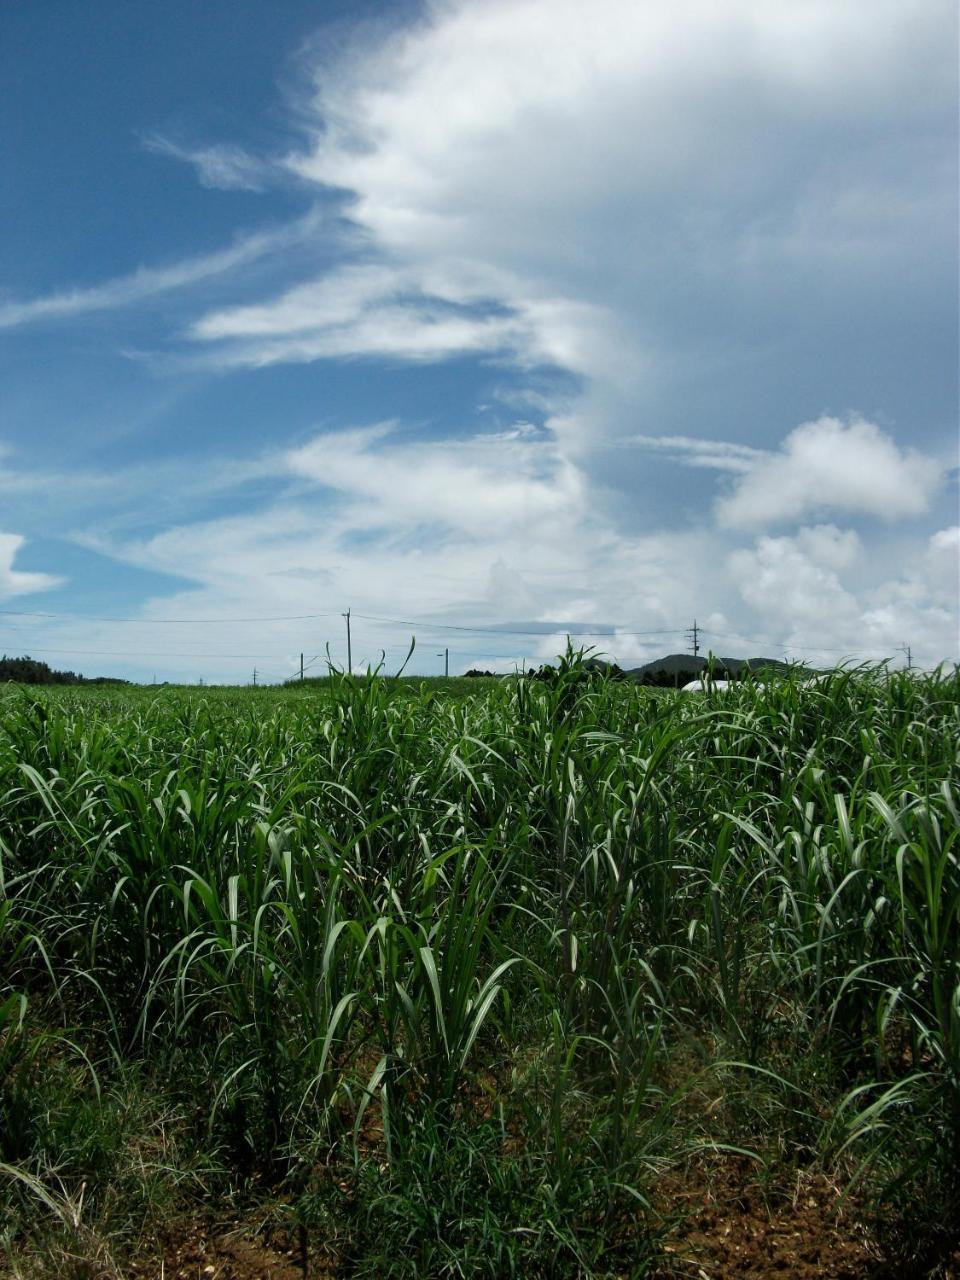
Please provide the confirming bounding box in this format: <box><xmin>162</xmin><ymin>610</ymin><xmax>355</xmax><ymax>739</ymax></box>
<box><xmin>127</xmin><ymin>1219</ymin><xmax>334</xmax><ymax>1280</ymax></box>
<box><xmin>654</xmin><ymin>1160</ymin><xmax>880</xmax><ymax>1280</ymax></box>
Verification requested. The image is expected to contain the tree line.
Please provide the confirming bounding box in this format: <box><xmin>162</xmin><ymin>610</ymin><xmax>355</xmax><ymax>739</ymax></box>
<box><xmin>0</xmin><ymin>655</ymin><xmax>129</xmax><ymax>685</ymax></box>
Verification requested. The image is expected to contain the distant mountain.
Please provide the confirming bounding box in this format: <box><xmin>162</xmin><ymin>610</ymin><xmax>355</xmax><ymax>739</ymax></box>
<box><xmin>626</xmin><ymin>654</ymin><xmax>796</xmax><ymax>685</ymax></box>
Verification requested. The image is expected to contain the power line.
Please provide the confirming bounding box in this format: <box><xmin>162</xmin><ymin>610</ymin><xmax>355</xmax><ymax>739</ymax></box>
<box><xmin>1</xmin><ymin>605</ymin><xmax>935</xmax><ymax>670</ymax></box>
<box><xmin>0</xmin><ymin>608</ymin><xmax>340</xmax><ymax>625</ymax></box>
<box><xmin>351</xmin><ymin>612</ymin><xmax>683</xmax><ymax>638</ymax></box>
<box><xmin>0</xmin><ymin>602</ymin><xmax>691</xmax><ymax>641</ymax></box>
<box><xmin>0</xmin><ymin>645</ymin><xmax>302</xmax><ymax>660</ymax></box>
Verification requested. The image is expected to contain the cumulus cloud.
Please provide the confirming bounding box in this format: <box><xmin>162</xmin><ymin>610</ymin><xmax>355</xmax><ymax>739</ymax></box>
<box><xmin>715</xmin><ymin>416</ymin><xmax>941</xmax><ymax>528</ymax></box>
<box><xmin>0</xmin><ymin>533</ymin><xmax>61</xmax><ymax>600</ymax></box>
<box><xmin>290</xmin><ymin>0</ymin><xmax>950</xmax><ymax>261</ymax></box>
<box><xmin>791</xmin><ymin>524</ymin><xmax>862</xmax><ymax>571</ymax></box>
<box><xmin>728</xmin><ymin>527</ymin><xmax>862</xmax><ymax>638</ymax></box>
<box><xmin>176</xmin><ymin>0</ymin><xmax>954</xmax><ymax>394</ymax></box>
<box><xmin>7</xmin><ymin>0</ymin><xmax>953</xmax><ymax>415</ymax></box>
<box><xmin>928</xmin><ymin>525</ymin><xmax>960</xmax><ymax>584</ymax></box>
<box><xmin>727</xmin><ymin>522</ymin><xmax>959</xmax><ymax>664</ymax></box>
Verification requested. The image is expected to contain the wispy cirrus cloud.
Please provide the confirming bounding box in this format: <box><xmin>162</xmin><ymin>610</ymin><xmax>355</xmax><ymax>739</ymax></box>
<box><xmin>626</xmin><ymin>434</ymin><xmax>766</xmax><ymax>473</ymax></box>
<box><xmin>187</xmin><ymin>259</ymin><xmax>616</xmax><ymax>372</ymax></box>
<box><xmin>286</xmin><ymin>420</ymin><xmax>583</xmax><ymax>536</ymax></box>
<box><xmin>0</xmin><ymin>211</ymin><xmax>322</xmax><ymax>330</ymax></box>
<box><xmin>142</xmin><ymin>133</ymin><xmax>271</xmax><ymax>192</ymax></box>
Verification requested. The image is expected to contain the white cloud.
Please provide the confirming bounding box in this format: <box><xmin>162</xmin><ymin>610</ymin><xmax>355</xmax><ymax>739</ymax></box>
<box><xmin>58</xmin><ymin>424</ymin><xmax>716</xmax><ymax>678</ymax></box>
<box><xmin>286</xmin><ymin>421</ymin><xmax>583</xmax><ymax>537</ymax></box>
<box><xmin>142</xmin><ymin>134</ymin><xmax>270</xmax><ymax>191</ymax></box>
<box><xmin>858</xmin><ymin>526</ymin><xmax>960</xmax><ymax>660</ymax></box>
<box><xmin>929</xmin><ymin>525</ymin><xmax>960</xmax><ymax>585</ymax></box>
<box><xmin>8</xmin><ymin>0</ymin><xmax>952</xmax><ymax>475</ymax></box>
<box><xmin>792</xmin><ymin>524</ymin><xmax>862</xmax><ymax>571</ymax></box>
<box><xmin>727</xmin><ymin>523</ymin><xmax>959</xmax><ymax>665</ymax></box>
<box><xmin>2</xmin><ymin>0</ymin><xmax>954</xmax><ymax>678</ymax></box>
<box><xmin>291</xmin><ymin>0</ymin><xmax>949</xmax><ymax>247</ymax></box>
<box><xmin>266</xmin><ymin>0</ymin><xmax>949</xmax><ymax>384</ymax></box>
<box><xmin>65</xmin><ymin>490</ymin><xmax>956</xmax><ymax>680</ymax></box>
<box><xmin>627</xmin><ymin>434</ymin><xmax>766</xmax><ymax>473</ymax></box>
<box><xmin>188</xmin><ymin>259</ymin><xmax>618</xmax><ymax>372</ymax></box>
<box><xmin>170</xmin><ymin>0</ymin><xmax>950</xmax><ymax>393</ymax></box>
<box><xmin>728</xmin><ymin>527</ymin><xmax>862</xmax><ymax>639</ymax></box>
<box><xmin>6</xmin><ymin>431</ymin><xmax>953</xmax><ymax>679</ymax></box>
<box><xmin>7</xmin><ymin>0</ymin><xmax>952</xmax><ymax>422</ymax></box>
<box><xmin>0</xmin><ymin>533</ymin><xmax>61</xmax><ymax>601</ymax></box>
<box><xmin>0</xmin><ymin>212</ymin><xmax>321</xmax><ymax>329</ymax></box>
<box><xmin>715</xmin><ymin>416</ymin><xmax>941</xmax><ymax>528</ymax></box>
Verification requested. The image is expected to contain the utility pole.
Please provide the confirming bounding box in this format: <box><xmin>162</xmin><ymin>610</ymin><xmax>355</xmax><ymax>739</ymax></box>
<box><xmin>342</xmin><ymin>608</ymin><xmax>352</xmax><ymax>673</ymax></box>
<box><xmin>900</xmin><ymin>642</ymin><xmax>913</xmax><ymax>670</ymax></box>
<box><xmin>300</xmin><ymin>652</ymin><xmax>304</xmax><ymax>682</ymax></box>
<box><xmin>437</xmin><ymin>648</ymin><xmax>449</xmax><ymax>677</ymax></box>
<box><xmin>252</xmin><ymin>667</ymin><xmax>258</xmax><ymax>687</ymax></box>
<box><xmin>686</xmin><ymin>618</ymin><xmax>700</xmax><ymax>657</ymax></box>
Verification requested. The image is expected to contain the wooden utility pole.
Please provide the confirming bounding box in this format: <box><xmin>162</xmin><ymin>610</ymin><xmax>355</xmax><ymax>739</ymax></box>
<box><xmin>342</xmin><ymin>608</ymin><xmax>352</xmax><ymax>673</ymax></box>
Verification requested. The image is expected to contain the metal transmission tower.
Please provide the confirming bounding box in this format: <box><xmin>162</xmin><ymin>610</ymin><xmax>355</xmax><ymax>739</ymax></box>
<box><xmin>686</xmin><ymin>618</ymin><xmax>700</xmax><ymax>658</ymax></box>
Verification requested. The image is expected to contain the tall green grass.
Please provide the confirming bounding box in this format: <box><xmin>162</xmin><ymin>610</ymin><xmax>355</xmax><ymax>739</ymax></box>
<box><xmin>0</xmin><ymin>658</ymin><xmax>957</xmax><ymax>1275</ymax></box>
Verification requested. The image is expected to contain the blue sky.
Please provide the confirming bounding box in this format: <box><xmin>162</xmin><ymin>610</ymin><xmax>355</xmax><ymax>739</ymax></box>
<box><xmin>1</xmin><ymin>0</ymin><xmax>957</xmax><ymax>681</ymax></box>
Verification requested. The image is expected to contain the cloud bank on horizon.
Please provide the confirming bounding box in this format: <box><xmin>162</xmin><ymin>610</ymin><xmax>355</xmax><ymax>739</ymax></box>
<box><xmin>0</xmin><ymin>0</ymin><xmax>956</xmax><ymax>679</ymax></box>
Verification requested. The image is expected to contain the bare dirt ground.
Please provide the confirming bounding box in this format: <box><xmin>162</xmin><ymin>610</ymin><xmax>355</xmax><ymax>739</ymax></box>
<box><xmin>127</xmin><ymin>1220</ymin><xmax>332</xmax><ymax>1280</ymax></box>
<box><xmin>119</xmin><ymin>1159</ymin><xmax>958</xmax><ymax>1279</ymax></box>
<box><xmin>654</xmin><ymin>1163</ymin><xmax>879</xmax><ymax>1279</ymax></box>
